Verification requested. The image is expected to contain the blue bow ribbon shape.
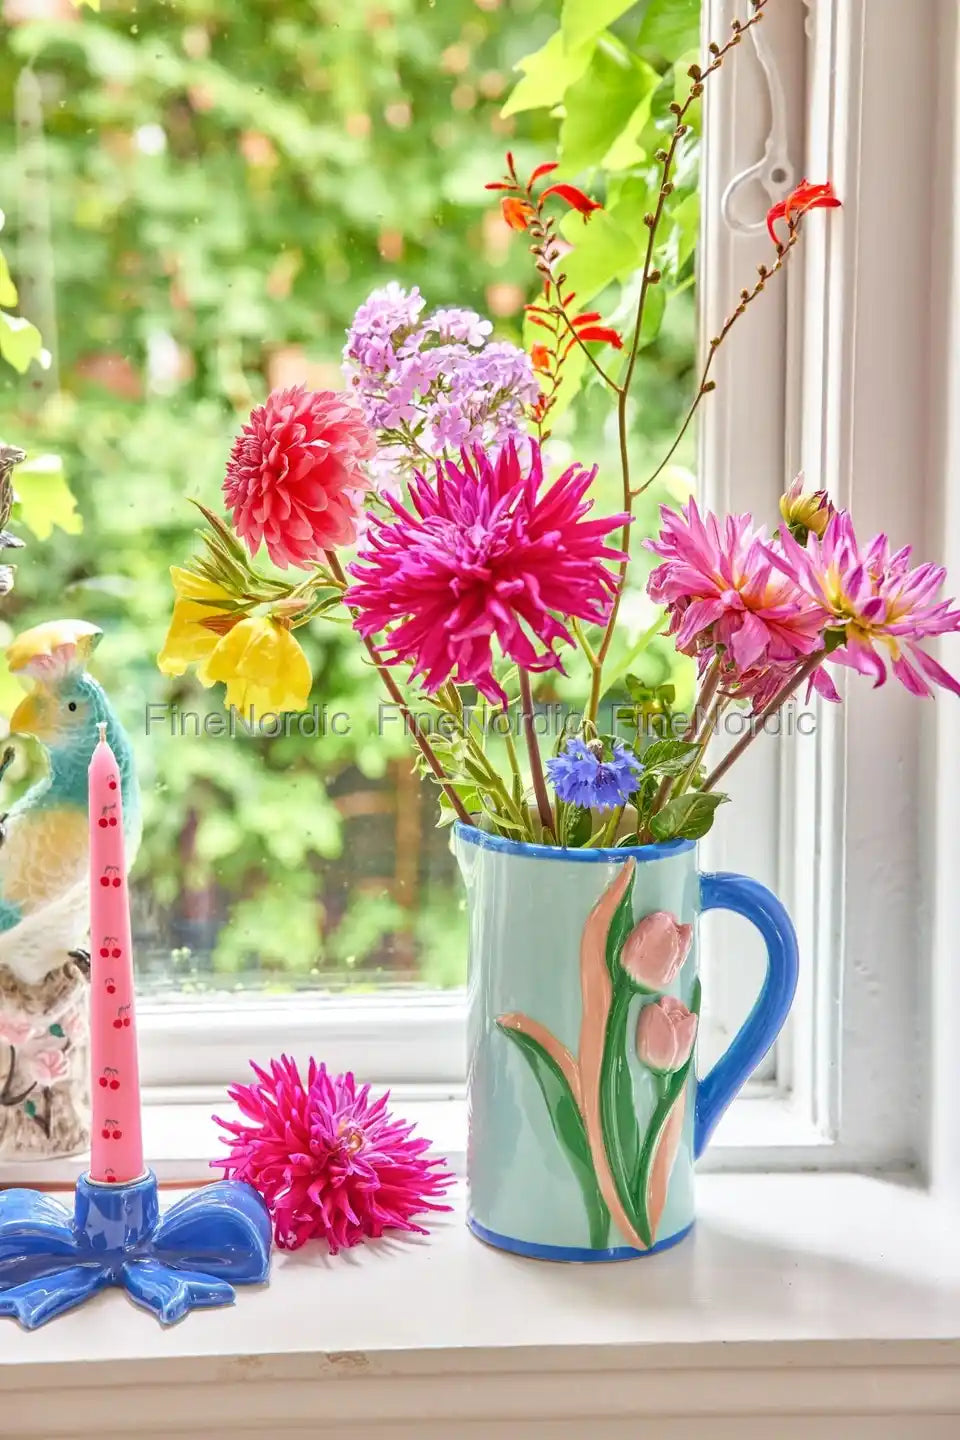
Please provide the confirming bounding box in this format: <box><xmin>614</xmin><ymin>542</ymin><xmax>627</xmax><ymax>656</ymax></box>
<box><xmin>0</xmin><ymin>1171</ymin><xmax>271</xmax><ymax>1329</ymax></box>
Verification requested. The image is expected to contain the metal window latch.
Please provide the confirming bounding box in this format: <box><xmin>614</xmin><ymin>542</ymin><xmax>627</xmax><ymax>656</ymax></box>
<box><xmin>720</xmin><ymin>10</ymin><xmax>798</xmax><ymax>235</ymax></box>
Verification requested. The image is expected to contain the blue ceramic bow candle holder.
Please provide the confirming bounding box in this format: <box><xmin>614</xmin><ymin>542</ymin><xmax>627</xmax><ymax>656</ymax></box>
<box><xmin>0</xmin><ymin>1170</ymin><xmax>271</xmax><ymax>1328</ymax></box>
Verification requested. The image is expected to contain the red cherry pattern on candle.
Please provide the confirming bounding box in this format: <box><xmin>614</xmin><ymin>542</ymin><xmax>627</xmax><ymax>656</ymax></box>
<box><xmin>90</xmin><ymin>736</ymin><xmax>143</xmax><ymax>1184</ymax></box>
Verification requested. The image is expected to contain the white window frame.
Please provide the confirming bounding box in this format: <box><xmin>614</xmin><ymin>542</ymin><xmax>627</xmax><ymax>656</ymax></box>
<box><xmin>132</xmin><ymin>0</ymin><xmax>954</xmax><ymax>1185</ymax></box>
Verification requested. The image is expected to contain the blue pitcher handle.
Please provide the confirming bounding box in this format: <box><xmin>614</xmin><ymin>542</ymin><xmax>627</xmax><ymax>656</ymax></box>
<box><xmin>694</xmin><ymin>871</ymin><xmax>799</xmax><ymax>1158</ymax></box>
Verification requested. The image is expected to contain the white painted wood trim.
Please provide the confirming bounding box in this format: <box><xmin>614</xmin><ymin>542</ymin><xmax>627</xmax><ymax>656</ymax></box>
<box><xmin>3</xmin><ymin>1175</ymin><xmax>960</xmax><ymax>1438</ymax></box>
<box><xmin>795</xmin><ymin>0</ymin><xmax>946</xmax><ymax>1168</ymax></box>
<box><xmin>923</xmin><ymin>0</ymin><xmax>960</xmax><ymax>1203</ymax></box>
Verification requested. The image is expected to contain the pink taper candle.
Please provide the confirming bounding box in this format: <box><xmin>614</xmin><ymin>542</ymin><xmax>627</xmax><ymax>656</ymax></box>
<box><xmin>88</xmin><ymin>722</ymin><xmax>143</xmax><ymax>1184</ymax></box>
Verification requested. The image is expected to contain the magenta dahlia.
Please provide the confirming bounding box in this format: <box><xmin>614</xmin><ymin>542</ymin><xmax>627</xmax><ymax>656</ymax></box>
<box><xmin>223</xmin><ymin>386</ymin><xmax>377</xmax><ymax>570</ymax></box>
<box><xmin>213</xmin><ymin>1057</ymin><xmax>453</xmax><ymax>1253</ymax></box>
<box><xmin>345</xmin><ymin>440</ymin><xmax>628</xmax><ymax>706</ymax></box>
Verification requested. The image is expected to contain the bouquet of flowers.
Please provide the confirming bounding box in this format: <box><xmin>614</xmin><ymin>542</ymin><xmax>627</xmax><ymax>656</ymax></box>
<box><xmin>158</xmin><ymin>0</ymin><xmax>960</xmax><ymax>851</ymax></box>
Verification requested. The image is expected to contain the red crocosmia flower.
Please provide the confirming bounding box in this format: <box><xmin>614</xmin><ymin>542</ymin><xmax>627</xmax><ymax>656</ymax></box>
<box><xmin>766</xmin><ymin>179</ymin><xmax>840</xmax><ymax>246</ymax></box>
<box><xmin>530</xmin><ymin>343</ymin><xmax>552</xmax><ymax>373</ymax></box>
<box><xmin>540</xmin><ymin>182</ymin><xmax>602</xmax><ymax>218</ymax></box>
<box><xmin>500</xmin><ymin>196</ymin><xmax>536</xmax><ymax>231</ymax></box>
<box><xmin>528</xmin><ymin>160</ymin><xmax>559</xmax><ymax>186</ymax></box>
<box><xmin>576</xmin><ymin>325</ymin><xmax>624</xmax><ymax>349</ymax></box>
<box><xmin>346</xmin><ymin>440</ymin><xmax>628</xmax><ymax>707</ymax></box>
<box><xmin>224</xmin><ymin>386</ymin><xmax>376</xmax><ymax>570</ymax></box>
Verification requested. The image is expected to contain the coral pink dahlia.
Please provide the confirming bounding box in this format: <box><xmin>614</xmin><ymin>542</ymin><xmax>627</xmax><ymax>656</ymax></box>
<box><xmin>345</xmin><ymin>440</ymin><xmax>627</xmax><ymax>706</ymax></box>
<box><xmin>213</xmin><ymin>1057</ymin><xmax>453</xmax><ymax>1253</ymax></box>
<box><xmin>223</xmin><ymin>386</ymin><xmax>376</xmax><ymax>569</ymax></box>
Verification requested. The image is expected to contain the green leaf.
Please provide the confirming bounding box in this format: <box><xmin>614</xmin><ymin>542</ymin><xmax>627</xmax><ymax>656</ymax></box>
<box><xmin>559</xmin><ymin>210</ymin><xmax>642</xmax><ymax>308</ymax></box>
<box><xmin>502</xmin><ymin>30</ymin><xmax>595</xmax><ymax>118</ymax></box>
<box><xmin>640</xmin><ymin>738</ymin><xmax>697</xmax><ymax>775</ymax></box>
<box><xmin>637</xmin><ymin>0</ymin><xmax>701</xmax><ymax>58</ymax></box>
<box><xmin>14</xmin><ymin>454</ymin><xmax>82</xmax><ymax>540</ymax></box>
<box><xmin>48</xmin><ymin>1023</ymin><xmax>65</xmax><ymax>1038</ymax></box>
<box><xmin>662</xmin><ymin>191</ymin><xmax>700</xmax><ymax>280</ymax></box>
<box><xmin>649</xmin><ymin>790</ymin><xmax>728</xmax><ymax>841</ymax></box>
<box><xmin>23</xmin><ymin>1100</ymin><xmax>36</xmax><ymax>1118</ymax></box>
<box><xmin>562</xmin><ymin>803</ymin><xmax>593</xmax><ymax>848</ymax></box>
<box><xmin>0</xmin><ymin>312</ymin><xmax>43</xmax><ymax>374</ymax></box>
<box><xmin>562</xmin><ymin>0</ymin><xmax>639</xmax><ymax>51</ymax></box>
<box><xmin>0</xmin><ymin>251</ymin><xmax>17</xmax><ymax>309</ymax></box>
<box><xmin>560</xmin><ymin>41</ymin><xmax>654</xmax><ymax>175</ymax></box>
<box><xmin>497</xmin><ymin>1021</ymin><xmax>610</xmax><ymax>1248</ymax></box>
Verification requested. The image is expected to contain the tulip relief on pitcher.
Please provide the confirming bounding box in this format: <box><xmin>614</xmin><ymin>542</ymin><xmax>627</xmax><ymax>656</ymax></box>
<box><xmin>497</xmin><ymin>860</ymin><xmax>699</xmax><ymax>1253</ymax></box>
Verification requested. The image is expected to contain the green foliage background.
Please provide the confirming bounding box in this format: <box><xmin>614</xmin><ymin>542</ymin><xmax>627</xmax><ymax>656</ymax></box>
<box><xmin>0</xmin><ymin>0</ymin><xmax>699</xmax><ymax>992</ymax></box>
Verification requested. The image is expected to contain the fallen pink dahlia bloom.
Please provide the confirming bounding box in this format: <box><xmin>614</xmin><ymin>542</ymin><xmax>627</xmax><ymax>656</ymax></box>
<box><xmin>223</xmin><ymin>386</ymin><xmax>376</xmax><ymax>569</ymax></box>
<box><xmin>346</xmin><ymin>440</ymin><xmax>627</xmax><ymax>706</ymax></box>
<box><xmin>213</xmin><ymin>1057</ymin><xmax>454</xmax><ymax>1253</ymax></box>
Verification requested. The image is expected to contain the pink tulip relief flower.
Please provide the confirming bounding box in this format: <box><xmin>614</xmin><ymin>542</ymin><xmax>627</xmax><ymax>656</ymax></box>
<box><xmin>24</xmin><ymin>1047</ymin><xmax>70</xmax><ymax>1086</ymax></box>
<box><xmin>346</xmin><ymin>440</ymin><xmax>627</xmax><ymax>707</ymax></box>
<box><xmin>774</xmin><ymin>511</ymin><xmax>960</xmax><ymax>697</ymax></box>
<box><xmin>621</xmin><ymin>911</ymin><xmax>693</xmax><ymax>991</ymax></box>
<box><xmin>646</xmin><ymin>497</ymin><xmax>826</xmax><ymax>675</ymax></box>
<box><xmin>224</xmin><ymin>385</ymin><xmax>377</xmax><ymax>570</ymax></box>
<box><xmin>636</xmin><ymin>996</ymin><xmax>698</xmax><ymax>1075</ymax></box>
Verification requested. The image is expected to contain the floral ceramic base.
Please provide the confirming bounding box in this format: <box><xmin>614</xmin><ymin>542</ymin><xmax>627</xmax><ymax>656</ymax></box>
<box><xmin>0</xmin><ymin>958</ymin><xmax>89</xmax><ymax>1160</ymax></box>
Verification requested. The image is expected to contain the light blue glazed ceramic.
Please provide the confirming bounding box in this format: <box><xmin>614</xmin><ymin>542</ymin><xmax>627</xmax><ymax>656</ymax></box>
<box><xmin>455</xmin><ymin>825</ymin><xmax>798</xmax><ymax>1261</ymax></box>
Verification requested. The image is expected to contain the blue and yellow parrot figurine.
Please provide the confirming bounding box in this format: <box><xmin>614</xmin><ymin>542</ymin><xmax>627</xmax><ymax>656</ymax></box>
<box><xmin>0</xmin><ymin>620</ymin><xmax>139</xmax><ymax>1159</ymax></box>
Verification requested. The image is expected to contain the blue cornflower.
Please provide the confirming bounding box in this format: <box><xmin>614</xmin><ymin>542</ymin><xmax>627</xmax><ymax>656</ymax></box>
<box><xmin>546</xmin><ymin>738</ymin><xmax>643</xmax><ymax>812</ymax></box>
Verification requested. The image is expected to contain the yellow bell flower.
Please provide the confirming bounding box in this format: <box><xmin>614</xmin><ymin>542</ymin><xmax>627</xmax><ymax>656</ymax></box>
<box><xmin>158</xmin><ymin>568</ymin><xmax>236</xmax><ymax>683</ymax></box>
<box><xmin>203</xmin><ymin>615</ymin><xmax>312</xmax><ymax>715</ymax></box>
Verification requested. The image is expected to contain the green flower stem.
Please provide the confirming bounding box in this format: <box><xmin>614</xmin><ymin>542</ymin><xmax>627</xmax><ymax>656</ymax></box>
<box><xmin>585</xmin><ymin>0</ymin><xmax>774</xmax><ymax>726</ymax></box>
<box><xmin>325</xmin><ymin>550</ymin><xmax>474</xmax><ymax>826</ymax></box>
<box><xmin>501</xmin><ymin>712</ymin><xmax>526</xmax><ymax>809</ymax></box>
<box><xmin>702</xmin><ymin>648</ymin><xmax>826</xmax><ymax>792</ymax></box>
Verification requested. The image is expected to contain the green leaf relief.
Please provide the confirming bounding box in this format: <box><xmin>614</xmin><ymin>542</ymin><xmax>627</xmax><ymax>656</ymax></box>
<box><xmin>496</xmin><ymin>1021</ymin><xmax>610</xmax><ymax>1250</ymax></box>
<box><xmin>599</xmin><ymin>984</ymin><xmax>649</xmax><ymax>1246</ymax></box>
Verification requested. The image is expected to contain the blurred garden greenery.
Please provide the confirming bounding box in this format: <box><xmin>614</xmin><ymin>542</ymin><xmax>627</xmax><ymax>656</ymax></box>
<box><xmin>0</xmin><ymin>0</ymin><xmax>699</xmax><ymax>993</ymax></box>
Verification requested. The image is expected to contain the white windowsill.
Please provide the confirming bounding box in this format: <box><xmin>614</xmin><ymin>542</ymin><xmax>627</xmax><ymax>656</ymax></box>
<box><xmin>3</xmin><ymin>1173</ymin><xmax>960</xmax><ymax>1438</ymax></box>
<box><xmin>0</xmin><ymin>1088</ymin><xmax>859</xmax><ymax>1191</ymax></box>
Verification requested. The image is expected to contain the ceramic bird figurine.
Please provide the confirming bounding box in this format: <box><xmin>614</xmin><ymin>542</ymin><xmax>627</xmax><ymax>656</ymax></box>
<box><xmin>0</xmin><ymin>620</ymin><xmax>139</xmax><ymax>1160</ymax></box>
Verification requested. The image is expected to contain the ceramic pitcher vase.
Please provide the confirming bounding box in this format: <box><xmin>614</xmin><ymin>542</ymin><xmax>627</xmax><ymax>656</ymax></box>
<box><xmin>454</xmin><ymin>825</ymin><xmax>798</xmax><ymax>1261</ymax></box>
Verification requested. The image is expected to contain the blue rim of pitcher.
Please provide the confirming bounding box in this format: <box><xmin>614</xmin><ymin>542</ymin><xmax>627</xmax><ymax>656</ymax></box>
<box><xmin>452</xmin><ymin>821</ymin><xmax>695</xmax><ymax>864</ymax></box>
<box><xmin>468</xmin><ymin>1215</ymin><xmax>695</xmax><ymax>1261</ymax></box>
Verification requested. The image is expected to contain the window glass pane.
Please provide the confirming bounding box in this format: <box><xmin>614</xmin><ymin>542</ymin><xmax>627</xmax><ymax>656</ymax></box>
<box><xmin>0</xmin><ymin>0</ymin><xmax>698</xmax><ymax>997</ymax></box>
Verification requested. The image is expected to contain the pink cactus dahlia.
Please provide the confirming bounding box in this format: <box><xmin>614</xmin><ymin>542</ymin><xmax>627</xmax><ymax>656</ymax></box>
<box><xmin>646</xmin><ymin>497</ymin><xmax>827</xmax><ymax>673</ymax></box>
<box><xmin>213</xmin><ymin>1057</ymin><xmax>453</xmax><ymax>1253</ymax></box>
<box><xmin>346</xmin><ymin>440</ymin><xmax>628</xmax><ymax>706</ymax></box>
<box><xmin>223</xmin><ymin>386</ymin><xmax>376</xmax><ymax>570</ymax></box>
<box><xmin>772</xmin><ymin>511</ymin><xmax>960</xmax><ymax>697</ymax></box>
